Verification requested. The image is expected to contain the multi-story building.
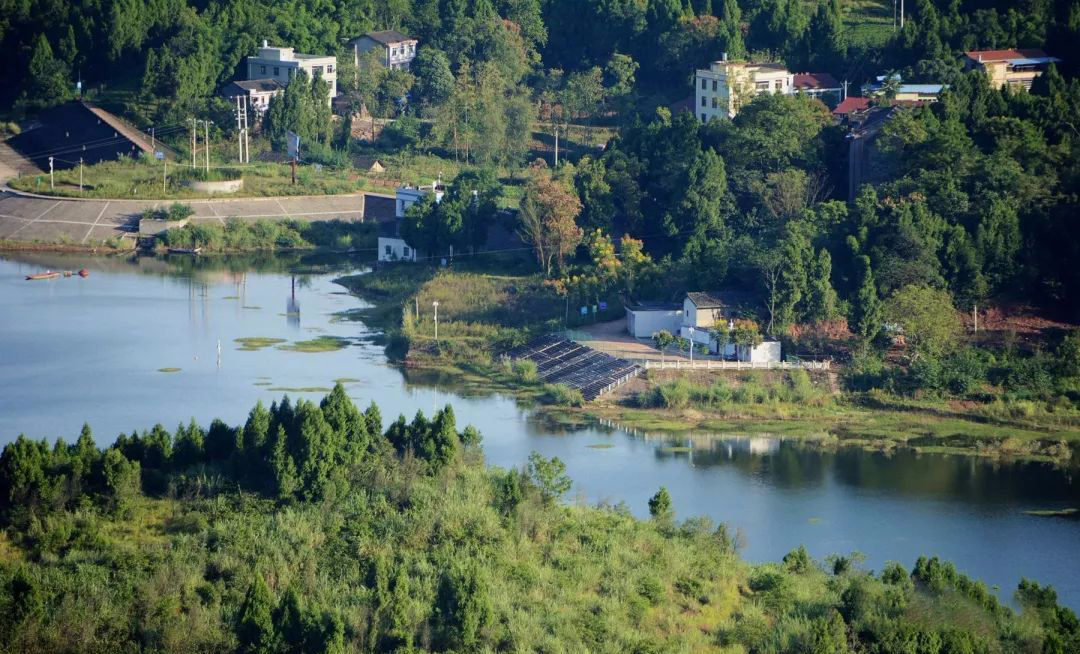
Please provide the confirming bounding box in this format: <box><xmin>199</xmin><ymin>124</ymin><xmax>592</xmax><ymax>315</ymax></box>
<box><xmin>695</xmin><ymin>57</ymin><xmax>794</xmax><ymax>121</ymax></box>
<box><xmin>350</xmin><ymin>31</ymin><xmax>418</xmax><ymax>70</ymax></box>
<box><xmin>962</xmin><ymin>49</ymin><xmax>1061</xmax><ymax>91</ymax></box>
<box><xmin>246</xmin><ymin>41</ymin><xmax>337</xmax><ymax>103</ymax></box>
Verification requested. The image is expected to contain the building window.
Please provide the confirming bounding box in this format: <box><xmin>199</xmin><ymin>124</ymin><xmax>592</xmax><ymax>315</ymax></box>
<box><xmin>385</xmin><ymin>245</ymin><xmax>392</xmax><ymax>256</ymax></box>
<box><xmin>260</xmin><ymin>65</ymin><xmax>266</xmax><ymax>74</ymax></box>
<box><xmin>327</xmin><ymin>64</ymin><xmax>333</xmax><ymax>73</ymax></box>
<box><xmin>403</xmin><ymin>246</ymin><xmax>410</xmax><ymax>256</ymax></box>
<box><xmin>712</xmin><ymin>97</ymin><xmax>718</xmax><ymax>108</ymax></box>
<box><xmin>712</xmin><ymin>80</ymin><xmax>717</xmax><ymax>92</ymax></box>
<box><xmin>701</xmin><ymin>78</ymin><xmax>707</xmax><ymax>90</ymax></box>
<box><xmin>701</xmin><ymin>96</ymin><xmax>706</xmax><ymax>107</ymax></box>
<box><xmin>274</xmin><ymin>66</ymin><xmax>280</xmax><ymax>76</ymax></box>
<box><xmin>701</xmin><ymin>113</ymin><xmax>707</xmax><ymax>121</ymax></box>
<box><xmin>755</xmin><ymin>81</ymin><xmax>769</xmax><ymax>91</ymax></box>
<box><xmin>313</xmin><ymin>66</ymin><xmax>322</xmax><ymax>75</ymax></box>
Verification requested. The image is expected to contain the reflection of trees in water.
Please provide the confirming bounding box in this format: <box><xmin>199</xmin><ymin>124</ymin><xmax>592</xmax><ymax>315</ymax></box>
<box><xmin>612</xmin><ymin>422</ymin><xmax>1080</xmax><ymax>505</ymax></box>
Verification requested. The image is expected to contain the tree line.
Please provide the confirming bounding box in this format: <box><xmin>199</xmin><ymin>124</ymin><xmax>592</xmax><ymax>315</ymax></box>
<box><xmin>2</xmin><ymin>387</ymin><xmax>1079</xmax><ymax>651</ymax></box>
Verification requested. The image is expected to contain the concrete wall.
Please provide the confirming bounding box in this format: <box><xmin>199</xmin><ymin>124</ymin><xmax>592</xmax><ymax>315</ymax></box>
<box><xmin>627</xmin><ymin>308</ymin><xmax>682</xmax><ymax>339</ymax></box>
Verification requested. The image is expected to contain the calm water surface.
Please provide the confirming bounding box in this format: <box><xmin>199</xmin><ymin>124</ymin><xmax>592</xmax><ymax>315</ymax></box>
<box><xmin>2</xmin><ymin>253</ymin><xmax>1078</xmax><ymax>608</ymax></box>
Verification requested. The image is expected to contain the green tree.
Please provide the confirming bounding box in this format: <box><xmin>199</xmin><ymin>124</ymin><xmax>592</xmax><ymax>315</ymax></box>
<box><xmin>412</xmin><ymin>47</ymin><xmax>455</xmax><ymax>109</ymax></box>
<box><xmin>653</xmin><ymin>329</ymin><xmax>676</xmax><ymax>364</ymax></box>
<box><xmin>850</xmin><ymin>256</ymin><xmax>882</xmax><ymax>343</ymax></box>
<box><xmin>648</xmin><ymin>486</ymin><xmax>673</xmax><ymax>521</ymax></box>
<box><xmin>518</xmin><ymin>169</ymin><xmax>583</xmax><ymax>275</ymax></box>
<box><xmin>100</xmin><ymin>448</ymin><xmax>141</xmax><ymax>513</ymax></box>
<box><xmin>885</xmin><ymin>285</ymin><xmax>960</xmax><ymax>363</ymax></box>
<box><xmin>527</xmin><ymin>452</ymin><xmax>572</xmax><ymax>505</ymax></box>
<box><xmin>236</xmin><ymin>577</ymin><xmax>276</xmax><ymax>654</ymax></box>
<box><xmin>23</xmin><ymin>34</ymin><xmax>70</xmax><ymax>108</ymax></box>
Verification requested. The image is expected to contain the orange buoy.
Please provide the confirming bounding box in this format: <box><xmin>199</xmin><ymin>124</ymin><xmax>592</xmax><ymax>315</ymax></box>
<box><xmin>78</xmin><ymin>268</ymin><xmax>89</xmax><ymax>278</ymax></box>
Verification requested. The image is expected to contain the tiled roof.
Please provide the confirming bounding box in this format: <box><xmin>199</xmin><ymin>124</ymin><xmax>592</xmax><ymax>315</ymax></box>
<box><xmin>964</xmin><ymin>48</ymin><xmax>1050</xmax><ymax>62</ymax></box>
<box><xmin>794</xmin><ymin>72</ymin><xmax>841</xmax><ymax>90</ymax></box>
<box><xmin>363</xmin><ymin>30</ymin><xmax>413</xmax><ymax>45</ymax></box>
<box><xmin>832</xmin><ymin>97</ymin><xmax>871</xmax><ymax>114</ymax></box>
<box><xmin>686</xmin><ymin>291</ymin><xmax>757</xmax><ymax>310</ymax></box>
<box><xmin>228</xmin><ymin>79</ymin><xmax>283</xmax><ymax>93</ymax></box>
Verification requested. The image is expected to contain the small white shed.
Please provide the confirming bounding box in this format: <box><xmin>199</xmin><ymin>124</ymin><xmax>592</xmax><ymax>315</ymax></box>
<box><xmin>626</xmin><ymin>301</ymin><xmax>682</xmax><ymax>339</ymax></box>
<box><xmin>736</xmin><ymin>341</ymin><xmax>782</xmax><ymax>363</ymax></box>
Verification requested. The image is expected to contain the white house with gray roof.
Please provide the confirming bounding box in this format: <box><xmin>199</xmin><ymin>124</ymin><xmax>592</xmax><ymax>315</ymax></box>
<box><xmin>350</xmin><ymin>31</ymin><xmax>418</xmax><ymax>70</ymax></box>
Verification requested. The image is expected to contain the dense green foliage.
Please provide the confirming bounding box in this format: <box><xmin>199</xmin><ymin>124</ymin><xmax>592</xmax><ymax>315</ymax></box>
<box><xmin>1</xmin><ymin>387</ymin><xmax>1079</xmax><ymax>651</ymax></box>
<box><xmin>159</xmin><ymin>218</ymin><xmax>375</xmax><ymax>252</ymax></box>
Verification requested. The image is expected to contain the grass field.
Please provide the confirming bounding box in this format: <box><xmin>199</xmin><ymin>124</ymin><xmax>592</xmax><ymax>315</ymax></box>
<box><xmin>843</xmin><ymin>0</ymin><xmax>896</xmax><ymax>47</ymax></box>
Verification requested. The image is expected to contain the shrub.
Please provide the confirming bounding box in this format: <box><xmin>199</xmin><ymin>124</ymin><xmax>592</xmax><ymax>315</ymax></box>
<box><xmin>510</xmin><ymin>359</ymin><xmax>538</xmax><ymax>383</ymax></box>
<box><xmin>541</xmin><ymin>384</ymin><xmax>583</xmax><ymax>407</ymax></box>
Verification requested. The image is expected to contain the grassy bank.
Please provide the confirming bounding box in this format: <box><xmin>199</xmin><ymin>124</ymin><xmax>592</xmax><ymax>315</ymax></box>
<box><xmin>157</xmin><ymin>218</ymin><xmax>376</xmax><ymax>253</ymax></box>
<box><xmin>1</xmin><ymin>389</ymin><xmax>1075</xmax><ymax>652</ymax></box>
<box><xmin>8</xmin><ymin>158</ymin><xmax>368</xmax><ymax>199</ymax></box>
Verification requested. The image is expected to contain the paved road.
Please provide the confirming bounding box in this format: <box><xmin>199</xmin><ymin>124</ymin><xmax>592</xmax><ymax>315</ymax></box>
<box><xmin>0</xmin><ymin>190</ymin><xmax>396</xmax><ymax>246</ymax></box>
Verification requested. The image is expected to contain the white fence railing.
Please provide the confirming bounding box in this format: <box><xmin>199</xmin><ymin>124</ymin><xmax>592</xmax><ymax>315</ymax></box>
<box><xmin>641</xmin><ymin>359</ymin><xmax>830</xmax><ymax>371</ymax></box>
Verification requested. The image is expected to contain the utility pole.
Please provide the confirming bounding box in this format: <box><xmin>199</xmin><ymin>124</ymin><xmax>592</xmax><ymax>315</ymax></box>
<box><xmin>204</xmin><ymin>120</ymin><xmax>210</xmax><ymax>173</ymax></box>
<box><xmin>433</xmin><ymin>300</ymin><xmax>439</xmax><ymax>342</ymax></box>
<box><xmin>48</xmin><ymin>156</ymin><xmax>54</xmax><ymax>189</ymax></box>
<box><xmin>554</xmin><ymin>126</ymin><xmax>559</xmax><ymax>167</ymax></box>
<box><xmin>242</xmin><ymin>96</ymin><xmax>250</xmax><ymax>163</ymax></box>
<box><xmin>150</xmin><ymin>126</ymin><xmax>155</xmax><ymax>152</ymax></box>
<box><xmin>290</xmin><ymin>157</ymin><xmax>297</xmax><ymax>185</ymax></box>
<box><xmin>163</xmin><ymin>155</ymin><xmax>167</xmax><ymax>195</ymax></box>
<box><xmin>79</xmin><ymin>157</ymin><xmax>83</xmax><ymax>193</ymax></box>
<box><xmin>973</xmin><ymin>303</ymin><xmax>978</xmax><ymax>333</ymax></box>
<box><xmin>236</xmin><ymin>96</ymin><xmax>244</xmax><ymax>162</ymax></box>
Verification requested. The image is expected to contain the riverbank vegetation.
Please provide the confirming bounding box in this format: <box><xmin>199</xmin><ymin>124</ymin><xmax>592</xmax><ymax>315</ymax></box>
<box><xmin>2</xmin><ymin>386</ymin><xmax>1078</xmax><ymax>652</ymax></box>
<box><xmin>157</xmin><ymin>218</ymin><xmax>375</xmax><ymax>253</ymax></box>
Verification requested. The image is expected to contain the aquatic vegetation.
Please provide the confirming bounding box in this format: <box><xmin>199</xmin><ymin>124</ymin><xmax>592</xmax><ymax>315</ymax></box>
<box><xmin>233</xmin><ymin>337</ymin><xmax>286</xmax><ymax>351</ymax></box>
<box><xmin>333</xmin><ymin>377</ymin><xmax>361</xmax><ymax>383</ymax></box>
<box><xmin>276</xmin><ymin>336</ymin><xmax>350</xmax><ymax>352</ymax></box>
<box><xmin>157</xmin><ymin>367</ymin><xmax>181</xmax><ymax>373</ymax></box>
<box><xmin>266</xmin><ymin>386</ymin><xmax>332</xmax><ymax>393</ymax></box>
<box><xmin>586</xmin><ymin>443</ymin><xmax>614</xmax><ymax>449</ymax></box>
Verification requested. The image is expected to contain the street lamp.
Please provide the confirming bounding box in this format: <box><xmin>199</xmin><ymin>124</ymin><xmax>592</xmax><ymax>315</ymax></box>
<box><xmin>433</xmin><ymin>300</ymin><xmax>439</xmax><ymax>341</ymax></box>
<box><xmin>688</xmin><ymin>326</ymin><xmax>695</xmax><ymax>366</ymax></box>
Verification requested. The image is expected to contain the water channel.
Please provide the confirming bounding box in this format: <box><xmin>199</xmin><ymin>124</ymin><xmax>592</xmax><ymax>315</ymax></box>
<box><xmin>1</xmin><ymin>252</ymin><xmax>1078</xmax><ymax>608</ymax></box>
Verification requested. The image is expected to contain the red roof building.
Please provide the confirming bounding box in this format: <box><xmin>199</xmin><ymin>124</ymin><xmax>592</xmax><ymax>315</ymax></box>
<box><xmin>832</xmin><ymin>97</ymin><xmax>871</xmax><ymax>115</ymax></box>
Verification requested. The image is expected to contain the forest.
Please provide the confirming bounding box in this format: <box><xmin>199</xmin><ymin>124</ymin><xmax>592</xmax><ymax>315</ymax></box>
<box><xmin>1</xmin><ymin>385</ymin><xmax>1079</xmax><ymax>652</ymax></box>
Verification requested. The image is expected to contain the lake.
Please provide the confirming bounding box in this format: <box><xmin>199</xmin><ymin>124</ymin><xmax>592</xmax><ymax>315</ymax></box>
<box><xmin>2</xmin><ymin>252</ymin><xmax>1078</xmax><ymax>608</ymax></box>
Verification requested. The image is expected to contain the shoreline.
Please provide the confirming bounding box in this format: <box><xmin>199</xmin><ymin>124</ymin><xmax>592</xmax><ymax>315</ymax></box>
<box><xmin>331</xmin><ymin>274</ymin><xmax>1080</xmax><ymax>468</ymax></box>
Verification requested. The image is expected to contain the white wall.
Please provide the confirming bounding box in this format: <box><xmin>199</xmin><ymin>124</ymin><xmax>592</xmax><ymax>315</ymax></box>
<box><xmin>627</xmin><ymin>309</ymin><xmax>682</xmax><ymax>339</ymax></box>
<box><xmin>737</xmin><ymin>341</ymin><xmax>781</xmax><ymax>363</ymax></box>
<box><xmin>378</xmin><ymin>236</ymin><xmax>418</xmax><ymax>262</ymax></box>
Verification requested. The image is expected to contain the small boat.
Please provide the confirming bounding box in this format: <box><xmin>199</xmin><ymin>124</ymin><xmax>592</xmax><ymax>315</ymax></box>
<box><xmin>168</xmin><ymin>247</ymin><xmax>203</xmax><ymax>255</ymax></box>
<box><xmin>26</xmin><ymin>271</ymin><xmax>61</xmax><ymax>281</ymax></box>
<box><xmin>63</xmin><ymin>271</ymin><xmax>72</xmax><ymax>277</ymax></box>
<box><xmin>78</xmin><ymin>268</ymin><xmax>89</xmax><ymax>278</ymax></box>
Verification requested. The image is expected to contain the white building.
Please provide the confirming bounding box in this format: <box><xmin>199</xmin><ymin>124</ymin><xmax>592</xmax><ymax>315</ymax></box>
<box><xmin>221</xmin><ymin>79</ymin><xmax>283</xmax><ymax>113</ymax></box>
<box><xmin>246</xmin><ymin>41</ymin><xmax>337</xmax><ymax>103</ymax></box>
<box><xmin>680</xmin><ymin>291</ymin><xmax>780</xmax><ymax>362</ymax></box>
<box><xmin>350</xmin><ymin>31</ymin><xmax>418</xmax><ymax>70</ymax></box>
<box><xmin>625</xmin><ymin>301</ymin><xmax>682</xmax><ymax>339</ymax></box>
<box><xmin>695</xmin><ymin>57</ymin><xmax>794</xmax><ymax>121</ymax></box>
<box><xmin>863</xmin><ymin>75</ymin><xmax>945</xmax><ymax>103</ymax></box>
<box><xmin>395</xmin><ymin>182</ymin><xmax>444</xmax><ymax>218</ymax></box>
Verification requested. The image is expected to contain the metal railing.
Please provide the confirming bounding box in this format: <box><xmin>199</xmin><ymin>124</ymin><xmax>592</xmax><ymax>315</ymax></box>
<box><xmin>641</xmin><ymin>359</ymin><xmax>830</xmax><ymax>371</ymax></box>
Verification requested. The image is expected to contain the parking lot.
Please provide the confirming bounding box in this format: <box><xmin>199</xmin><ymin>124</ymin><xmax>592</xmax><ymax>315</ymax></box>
<box><xmin>0</xmin><ymin>190</ymin><xmax>394</xmax><ymax>246</ymax></box>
